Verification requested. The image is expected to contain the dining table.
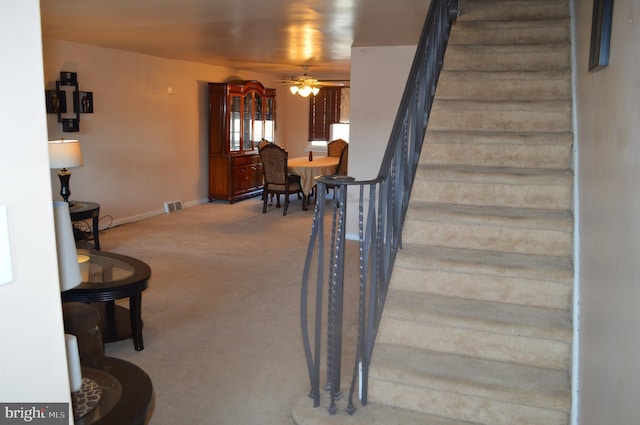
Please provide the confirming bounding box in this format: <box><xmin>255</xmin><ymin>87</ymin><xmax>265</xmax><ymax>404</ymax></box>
<box><xmin>288</xmin><ymin>155</ymin><xmax>339</xmax><ymax>209</ymax></box>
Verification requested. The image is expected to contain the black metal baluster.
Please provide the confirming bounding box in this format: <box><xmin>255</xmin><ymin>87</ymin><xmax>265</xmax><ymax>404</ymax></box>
<box><xmin>300</xmin><ymin>0</ymin><xmax>458</xmax><ymax>414</ymax></box>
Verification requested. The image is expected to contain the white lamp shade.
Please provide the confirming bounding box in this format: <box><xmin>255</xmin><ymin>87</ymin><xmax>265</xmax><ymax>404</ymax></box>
<box><xmin>53</xmin><ymin>201</ymin><xmax>82</xmax><ymax>291</ymax></box>
<box><xmin>289</xmin><ymin>85</ymin><xmax>299</xmax><ymax>95</ymax></box>
<box><xmin>48</xmin><ymin>139</ymin><xmax>83</xmax><ymax>169</ymax></box>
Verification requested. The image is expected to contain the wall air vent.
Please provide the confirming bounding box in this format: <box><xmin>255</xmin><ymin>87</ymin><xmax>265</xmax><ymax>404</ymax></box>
<box><xmin>163</xmin><ymin>200</ymin><xmax>183</xmax><ymax>214</ymax></box>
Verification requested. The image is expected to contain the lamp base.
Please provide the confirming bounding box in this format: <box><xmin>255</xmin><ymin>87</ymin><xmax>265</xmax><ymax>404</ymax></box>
<box><xmin>58</xmin><ymin>168</ymin><xmax>72</xmax><ymax>203</ymax></box>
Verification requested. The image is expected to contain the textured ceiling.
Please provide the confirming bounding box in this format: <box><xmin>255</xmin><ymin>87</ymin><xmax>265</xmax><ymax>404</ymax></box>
<box><xmin>40</xmin><ymin>0</ymin><xmax>429</xmax><ymax>80</ymax></box>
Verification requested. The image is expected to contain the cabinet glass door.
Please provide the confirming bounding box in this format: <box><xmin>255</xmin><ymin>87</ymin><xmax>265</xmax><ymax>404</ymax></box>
<box><xmin>243</xmin><ymin>93</ymin><xmax>253</xmax><ymax>150</ymax></box>
<box><xmin>229</xmin><ymin>96</ymin><xmax>241</xmax><ymax>151</ymax></box>
<box><xmin>265</xmin><ymin>97</ymin><xmax>274</xmax><ymax>142</ymax></box>
<box><xmin>253</xmin><ymin>95</ymin><xmax>264</xmax><ymax>145</ymax></box>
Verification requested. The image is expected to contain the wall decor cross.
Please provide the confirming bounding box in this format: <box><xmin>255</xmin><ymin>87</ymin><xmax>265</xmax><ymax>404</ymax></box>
<box><xmin>45</xmin><ymin>72</ymin><xmax>93</xmax><ymax>132</ymax></box>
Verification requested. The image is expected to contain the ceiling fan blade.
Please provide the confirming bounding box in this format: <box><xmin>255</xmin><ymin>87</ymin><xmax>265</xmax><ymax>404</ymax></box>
<box><xmin>314</xmin><ymin>81</ymin><xmax>349</xmax><ymax>87</ymax></box>
<box><xmin>278</xmin><ymin>65</ymin><xmax>350</xmax><ymax>88</ymax></box>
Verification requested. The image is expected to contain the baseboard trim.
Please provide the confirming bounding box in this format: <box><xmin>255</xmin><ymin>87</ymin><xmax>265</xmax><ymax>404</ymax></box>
<box><xmin>107</xmin><ymin>198</ymin><xmax>210</xmax><ymax>230</ymax></box>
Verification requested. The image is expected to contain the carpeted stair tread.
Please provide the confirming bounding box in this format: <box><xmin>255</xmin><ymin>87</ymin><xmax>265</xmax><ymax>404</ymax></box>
<box><xmin>450</xmin><ymin>19</ymin><xmax>570</xmax><ymax>45</ymax></box>
<box><xmin>433</xmin><ymin>98</ymin><xmax>571</xmax><ymax>111</ymax></box>
<box><xmin>367</xmin><ymin>379</ymin><xmax>569</xmax><ymax>425</ymax></box>
<box><xmin>292</xmin><ymin>393</ymin><xmax>484</xmax><ymax>425</ymax></box>
<box><xmin>411</xmin><ymin>165</ymin><xmax>573</xmax><ymax>210</ymax></box>
<box><xmin>428</xmin><ymin>99</ymin><xmax>572</xmax><ymax>133</ymax></box>
<box><xmin>423</xmin><ymin>131</ymin><xmax>573</xmax><ymax>169</ymax></box>
<box><xmin>443</xmin><ymin>44</ymin><xmax>570</xmax><ymax>72</ymax></box>
<box><xmin>415</xmin><ymin>164</ymin><xmax>572</xmax><ymax>186</ymax></box>
<box><xmin>438</xmin><ymin>70</ymin><xmax>571</xmax><ymax>83</ymax></box>
<box><xmin>394</xmin><ymin>244</ymin><xmax>573</xmax><ymax>283</ymax></box>
<box><xmin>382</xmin><ymin>291</ymin><xmax>572</xmax><ymax>343</ymax></box>
<box><xmin>424</xmin><ymin>130</ymin><xmax>573</xmax><ymax>147</ymax></box>
<box><xmin>370</xmin><ymin>344</ymin><xmax>571</xmax><ymax>412</ymax></box>
<box><xmin>391</xmin><ymin>245</ymin><xmax>572</xmax><ymax>309</ymax></box>
<box><xmin>435</xmin><ymin>70</ymin><xmax>571</xmax><ymax>101</ymax></box>
<box><xmin>402</xmin><ymin>202</ymin><xmax>572</xmax><ymax>256</ymax></box>
<box><xmin>406</xmin><ymin>202</ymin><xmax>573</xmax><ymax>232</ymax></box>
<box><xmin>459</xmin><ymin>0</ymin><xmax>570</xmax><ymax>21</ymax></box>
<box><xmin>376</xmin><ymin>308</ymin><xmax>570</xmax><ymax>370</ymax></box>
<box><xmin>423</xmin><ymin>139</ymin><xmax>571</xmax><ymax>168</ymax></box>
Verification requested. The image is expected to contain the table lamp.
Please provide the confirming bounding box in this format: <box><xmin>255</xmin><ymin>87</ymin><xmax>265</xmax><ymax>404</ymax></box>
<box><xmin>48</xmin><ymin>139</ymin><xmax>83</xmax><ymax>204</ymax></box>
<box><xmin>53</xmin><ymin>201</ymin><xmax>83</xmax><ymax>392</ymax></box>
<box><xmin>53</xmin><ymin>201</ymin><xmax>82</xmax><ymax>291</ymax></box>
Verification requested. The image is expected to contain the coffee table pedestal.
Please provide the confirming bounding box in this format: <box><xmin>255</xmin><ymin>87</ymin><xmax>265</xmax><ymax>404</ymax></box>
<box><xmin>91</xmin><ymin>302</ymin><xmax>144</xmax><ymax>350</ymax></box>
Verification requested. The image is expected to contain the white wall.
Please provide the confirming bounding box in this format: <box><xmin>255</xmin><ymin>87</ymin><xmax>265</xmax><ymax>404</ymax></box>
<box><xmin>346</xmin><ymin>45</ymin><xmax>416</xmax><ymax>236</ymax></box>
<box><xmin>0</xmin><ymin>0</ymin><xmax>72</xmax><ymax>410</ymax></box>
<box><xmin>575</xmin><ymin>0</ymin><xmax>640</xmax><ymax>423</ymax></box>
<box><xmin>278</xmin><ymin>88</ymin><xmax>311</xmax><ymax>157</ymax></box>
<box><xmin>42</xmin><ymin>41</ymin><xmax>306</xmax><ymax>227</ymax></box>
<box><xmin>42</xmin><ymin>41</ymin><xmax>412</xmax><ymax>234</ymax></box>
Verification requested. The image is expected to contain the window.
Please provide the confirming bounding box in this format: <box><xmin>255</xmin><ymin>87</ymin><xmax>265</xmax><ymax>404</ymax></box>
<box><xmin>308</xmin><ymin>87</ymin><xmax>342</xmax><ymax>141</ymax></box>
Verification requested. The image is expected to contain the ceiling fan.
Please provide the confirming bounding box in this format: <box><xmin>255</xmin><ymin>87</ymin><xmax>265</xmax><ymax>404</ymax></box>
<box><xmin>281</xmin><ymin>66</ymin><xmax>349</xmax><ymax>97</ymax></box>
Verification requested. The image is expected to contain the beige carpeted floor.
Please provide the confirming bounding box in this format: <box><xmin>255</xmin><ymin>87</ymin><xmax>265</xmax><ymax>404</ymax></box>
<box><xmin>99</xmin><ymin>195</ymin><xmax>361</xmax><ymax>425</ymax></box>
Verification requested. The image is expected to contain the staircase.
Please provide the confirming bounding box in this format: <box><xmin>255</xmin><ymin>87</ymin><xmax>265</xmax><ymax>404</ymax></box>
<box><xmin>367</xmin><ymin>0</ymin><xmax>574</xmax><ymax>424</ymax></box>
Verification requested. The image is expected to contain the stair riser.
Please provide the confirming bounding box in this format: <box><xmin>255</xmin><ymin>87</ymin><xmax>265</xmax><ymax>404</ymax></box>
<box><xmin>390</xmin><ymin>266</ymin><xmax>572</xmax><ymax>310</ymax></box>
<box><xmin>435</xmin><ymin>77</ymin><xmax>571</xmax><ymax>101</ymax></box>
<box><xmin>368</xmin><ymin>379</ymin><xmax>569</xmax><ymax>425</ymax></box>
<box><xmin>411</xmin><ymin>181</ymin><xmax>573</xmax><ymax>210</ymax></box>
<box><xmin>423</xmin><ymin>143</ymin><xmax>572</xmax><ymax>169</ymax></box>
<box><xmin>377</xmin><ymin>317</ymin><xmax>570</xmax><ymax>370</ymax></box>
<box><xmin>460</xmin><ymin>1</ymin><xmax>569</xmax><ymax>22</ymax></box>
<box><xmin>402</xmin><ymin>220</ymin><xmax>572</xmax><ymax>257</ymax></box>
<box><xmin>444</xmin><ymin>48</ymin><xmax>569</xmax><ymax>72</ymax></box>
<box><xmin>429</xmin><ymin>107</ymin><xmax>572</xmax><ymax>133</ymax></box>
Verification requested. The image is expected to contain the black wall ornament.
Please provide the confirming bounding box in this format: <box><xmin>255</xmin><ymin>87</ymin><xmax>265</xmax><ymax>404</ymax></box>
<box><xmin>45</xmin><ymin>72</ymin><xmax>93</xmax><ymax>132</ymax></box>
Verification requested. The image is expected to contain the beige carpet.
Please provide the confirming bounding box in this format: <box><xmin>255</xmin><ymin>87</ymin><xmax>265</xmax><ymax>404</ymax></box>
<box><xmin>99</xmin><ymin>196</ymin><xmax>361</xmax><ymax>425</ymax></box>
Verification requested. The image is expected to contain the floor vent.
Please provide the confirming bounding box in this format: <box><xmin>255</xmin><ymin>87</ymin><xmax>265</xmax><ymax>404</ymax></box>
<box><xmin>164</xmin><ymin>200</ymin><xmax>183</xmax><ymax>214</ymax></box>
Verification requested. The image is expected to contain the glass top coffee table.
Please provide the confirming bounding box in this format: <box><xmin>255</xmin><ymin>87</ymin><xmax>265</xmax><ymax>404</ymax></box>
<box><xmin>62</xmin><ymin>250</ymin><xmax>152</xmax><ymax>351</ymax></box>
<box><xmin>75</xmin><ymin>356</ymin><xmax>153</xmax><ymax>425</ymax></box>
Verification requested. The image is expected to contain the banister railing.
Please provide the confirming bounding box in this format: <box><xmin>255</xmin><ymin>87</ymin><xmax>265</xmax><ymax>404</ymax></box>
<box><xmin>300</xmin><ymin>0</ymin><xmax>459</xmax><ymax>415</ymax></box>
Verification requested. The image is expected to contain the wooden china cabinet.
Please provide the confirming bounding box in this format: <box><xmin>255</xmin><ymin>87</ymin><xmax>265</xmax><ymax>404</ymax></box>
<box><xmin>208</xmin><ymin>80</ymin><xmax>276</xmax><ymax>203</ymax></box>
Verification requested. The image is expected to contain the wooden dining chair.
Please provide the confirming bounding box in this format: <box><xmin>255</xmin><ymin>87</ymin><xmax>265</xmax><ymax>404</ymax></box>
<box><xmin>258</xmin><ymin>139</ymin><xmax>275</xmax><ymax>204</ymax></box>
<box><xmin>257</xmin><ymin>138</ymin><xmax>270</xmax><ymax>150</ymax></box>
<box><xmin>258</xmin><ymin>143</ymin><xmax>303</xmax><ymax>216</ymax></box>
<box><xmin>327</xmin><ymin>138</ymin><xmax>348</xmax><ymax>158</ymax></box>
<box><xmin>326</xmin><ymin>145</ymin><xmax>349</xmax><ymax>199</ymax></box>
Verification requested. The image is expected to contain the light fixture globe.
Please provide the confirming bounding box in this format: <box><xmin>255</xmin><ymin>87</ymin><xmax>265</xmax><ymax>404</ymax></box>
<box><xmin>298</xmin><ymin>85</ymin><xmax>313</xmax><ymax>97</ymax></box>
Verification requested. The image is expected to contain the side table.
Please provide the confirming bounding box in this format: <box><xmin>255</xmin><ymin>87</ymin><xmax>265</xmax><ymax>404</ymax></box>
<box><xmin>70</xmin><ymin>201</ymin><xmax>101</xmax><ymax>250</ymax></box>
<box><xmin>62</xmin><ymin>250</ymin><xmax>151</xmax><ymax>351</ymax></box>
